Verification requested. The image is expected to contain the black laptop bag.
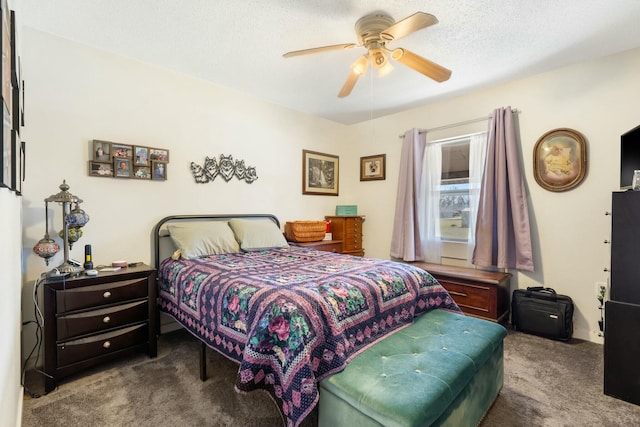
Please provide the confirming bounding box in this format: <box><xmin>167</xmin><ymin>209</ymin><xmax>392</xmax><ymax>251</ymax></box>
<box><xmin>511</xmin><ymin>287</ymin><xmax>574</xmax><ymax>341</ymax></box>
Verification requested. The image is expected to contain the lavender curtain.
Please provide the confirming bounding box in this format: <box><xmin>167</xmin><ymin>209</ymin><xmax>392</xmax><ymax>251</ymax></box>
<box><xmin>472</xmin><ymin>107</ymin><xmax>534</xmax><ymax>271</ymax></box>
<box><xmin>390</xmin><ymin>129</ymin><xmax>426</xmax><ymax>261</ymax></box>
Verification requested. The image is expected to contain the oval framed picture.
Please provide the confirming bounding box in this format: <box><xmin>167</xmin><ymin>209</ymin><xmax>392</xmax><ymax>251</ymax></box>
<box><xmin>533</xmin><ymin>128</ymin><xmax>587</xmax><ymax>192</ymax></box>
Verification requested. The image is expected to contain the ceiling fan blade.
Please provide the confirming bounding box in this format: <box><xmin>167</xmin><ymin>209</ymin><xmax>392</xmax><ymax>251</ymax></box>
<box><xmin>390</xmin><ymin>48</ymin><xmax>451</xmax><ymax>82</ymax></box>
<box><xmin>283</xmin><ymin>43</ymin><xmax>357</xmax><ymax>58</ymax></box>
<box><xmin>338</xmin><ymin>70</ymin><xmax>360</xmax><ymax>98</ymax></box>
<box><xmin>380</xmin><ymin>12</ymin><xmax>438</xmax><ymax>42</ymax></box>
<box><xmin>338</xmin><ymin>55</ymin><xmax>368</xmax><ymax>97</ymax></box>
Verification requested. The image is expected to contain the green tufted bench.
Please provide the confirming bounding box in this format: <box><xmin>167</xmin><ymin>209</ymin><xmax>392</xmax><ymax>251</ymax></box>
<box><xmin>318</xmin><ymin>309</ymin><xmax>507</xmax><ymax>427</ymax></box>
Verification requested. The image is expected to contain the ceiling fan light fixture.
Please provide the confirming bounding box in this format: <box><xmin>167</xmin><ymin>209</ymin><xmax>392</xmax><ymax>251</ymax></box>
<box><xmin>370</xmin><ymin>48</ymin><xmax>393</xmax><ymax>77</ymax></box>
<box><xmin>351</xmin><ymin>55</ymin><xmax>369</xmax><ymax>75</ymax></box>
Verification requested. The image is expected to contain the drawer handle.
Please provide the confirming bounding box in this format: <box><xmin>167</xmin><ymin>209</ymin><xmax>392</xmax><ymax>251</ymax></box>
<box><xmin>103</xmin><ymin>341</ymin><xmax>111</xmax><ymax>349</ymax></box>
<box><xmin>102</xmin><ymin>316</ymin><xmax>111</xmax><ymax>324</ymax></box>
<box><xmin>449</xmin><ymin>291</ymin><xmax>468</xmax><ymax>297</ymax></box>
<box><xmin>103</xmin><ymin>291</ymin><xmax>112</xmax><ymax>299</ymax></box>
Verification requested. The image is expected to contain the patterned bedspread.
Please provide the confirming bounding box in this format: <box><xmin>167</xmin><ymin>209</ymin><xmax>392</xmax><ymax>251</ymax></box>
<box><xmin>158</xmin><ymin>246</ymin><xmax>460</xmax><ymax>427</ymax></box>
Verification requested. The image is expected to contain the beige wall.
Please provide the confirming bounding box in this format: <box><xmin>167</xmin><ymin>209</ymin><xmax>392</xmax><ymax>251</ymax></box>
<box><xmin>19</xmin><ymin>28</ymin><xmax>351</xmax><ymax>361</ymax></box>
<box><xmin>349</xmin><ymin>47</ymin><xmax>640</xmax><ymax>342</ymax></box>
<box><xmin>20</xmin><ymin>25</ymin><xmax>640</xmax><ymax>372</ymax></box>
<box><xmin>0</xmin><ymin>189</ymin><xmax>23</xmax><ymax>427</ymax></box>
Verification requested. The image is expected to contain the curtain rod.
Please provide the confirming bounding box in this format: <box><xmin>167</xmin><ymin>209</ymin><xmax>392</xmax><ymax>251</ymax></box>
<box><xmin>398</xmin><ymin>108</ymin><xmax>519</xmax><ymax>138</ymax></box>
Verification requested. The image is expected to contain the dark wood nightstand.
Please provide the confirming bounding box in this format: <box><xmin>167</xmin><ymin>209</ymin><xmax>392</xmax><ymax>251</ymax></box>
<box><xmin>288</xmin><ymin>240</ymin><xmax>343</xmax><ymax>253</ymax></box>
<box><xmin>43</xmin><ymin>264</ymin><xmax>157</xmax><ymax>392</ymax></box>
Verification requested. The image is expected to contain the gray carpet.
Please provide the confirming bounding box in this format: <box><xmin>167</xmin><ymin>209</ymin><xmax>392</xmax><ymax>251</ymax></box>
<box><xmin>22</xmin><ymin>328</ymin><xmax>640</xmax><ymax>427</ymax></box>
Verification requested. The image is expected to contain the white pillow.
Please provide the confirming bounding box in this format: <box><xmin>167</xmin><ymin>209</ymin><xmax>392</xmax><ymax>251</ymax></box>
<box><xmin>166</xmin><ymin>222</ymin><xmax>240</xmax><ymax>259</ymax></box>
<box><xmin>228</xmin><ymin>218</ymin><xmax>289</xmax><ymax>251</ymax></box>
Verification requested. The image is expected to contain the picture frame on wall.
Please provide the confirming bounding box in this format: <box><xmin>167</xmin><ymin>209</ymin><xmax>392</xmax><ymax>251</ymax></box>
<box><xmin>10</xmin><ymin>128</ymin><xmax>18</xmax><ymax>191</ymax></box>
<box><xmin>1</xmin><ymin>102</ymin><xmax>10</xmax><ymax>188</ymax></box>
<box><xmin>112</xmin><ymin>143</ymin><xmax>133</xmax><ymax>159</ymax></box>
<box><xmin>302</xmin><ymin>149</ymin><xmax>339</xmax><ymax>196</ymax></box>
<box><xmin>152</xmin><ymin>161</ymin><xmax>167</xmax><ymax>180</ymax></box>
<box><xmin>88</xmin><ymin>161</ymin><xmax>114</xmax><ymax>177</ymax></box>
<box><xmin>150</xmin><ymin>148</ymin><xmax>169</xmax><ymax>162</ymax></box>
<box><xmin>360</xmin><ymin>154</ymin><xmax>386</xmax><ymax>181</ymax></box>
<box><xmin>533</xmin><ymin>128</ymin><xmax>587</xmax><ymax>192</ymax></box>
<box><xmin>114</xmin><ymin>158</ymin><xmax>131</xmax><ymax>178</ymax></box>
<box><xmin>133</xmin><ymin>166</ymin><xmax>151</xmax><ymax>179</ymax></box>
<box><xmin>1</xmin><ymin>0</ymin><xmax>11</xmax><ymax>124</ymax></box>
<box><xmin>134</xmin><ymin>145</ymin><xmax>149</xmax><ymax>166</ymax></box>
<box><xmin>93</xmin><ymin>140</ymin><xmax>111</xmax><ymax>162</ymax></box>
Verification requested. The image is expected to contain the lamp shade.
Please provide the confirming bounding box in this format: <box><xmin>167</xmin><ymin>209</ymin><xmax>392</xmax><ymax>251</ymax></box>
<box><xmin>65</xmin><ymin>204</ymin><xmax>90</xmax><ymax>228</ymax></box>
<box><xmin>33</xmin><ymin>236</ymin><xmax>60</xmax><ymax>265</ymax></box>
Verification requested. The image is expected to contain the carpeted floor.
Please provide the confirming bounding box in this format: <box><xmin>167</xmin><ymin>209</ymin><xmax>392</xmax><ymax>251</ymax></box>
<box><xmin>22</xmin><ymin>327</ymin><xmax>640</xmax><ymax>427</ymax></box>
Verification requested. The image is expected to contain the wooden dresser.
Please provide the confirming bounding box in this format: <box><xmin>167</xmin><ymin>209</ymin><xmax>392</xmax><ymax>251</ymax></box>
<box><xmin>43</xmin><ymin>264</ymin><xmax>157</xmax><ymax>392</ymax></box>
<box><xmin>325</xmin><ymin>215</ymin><xmax>364</xmax><ymax>256</ymax></box>
<box><xmin>410</xmin><ymin>262</ymin><xmax>511</xmax><ymax>323</ymax></box>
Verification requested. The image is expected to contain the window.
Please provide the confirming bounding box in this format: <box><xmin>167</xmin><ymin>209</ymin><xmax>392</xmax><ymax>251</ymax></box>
<box><xmin>439</xmin><ymin>139</ymin><xmax>470</xmax><ymax>242</ymax></box>
<box><xmin>422</xmin><ymin>131</ymin><xmax>487</xmax><ymax>266</ymax></box>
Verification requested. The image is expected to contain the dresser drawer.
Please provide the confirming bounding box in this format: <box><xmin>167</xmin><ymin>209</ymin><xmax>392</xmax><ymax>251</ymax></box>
<box><xmin>309</xmin><ymin>241</ymin><xmax>343</xmax><ymax>253</ymax></box>
<box><xmin>57</xmin><ymin>324</ymin><xmax>148</xmax><ymax>367</ymax></box>
<box><xmin>343</xmin><ymin>235</ymin><xmax>362</xmax><ymax>251</ymax></box>
<box><xmin>344</xmin><ymin>219</ymin><xmax>362</xmax><ymax>233</ymax></box>
<box><xmin>57</xmin><ymin>300</ymin><xmax>148</xmax><ymax>340</ymax></box>
<box><xmin>56</xmin><ymin>278</ymin><xmax>149</xmax><ymax>313</ymax></box>
<box><xmin>439</xmin><ymin>280</ymin><xmax>491</xmax><ymax>315</ymax></box>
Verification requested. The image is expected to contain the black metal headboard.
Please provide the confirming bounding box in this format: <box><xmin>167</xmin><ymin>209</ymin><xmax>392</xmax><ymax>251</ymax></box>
<box><xmin>152</xmin><ymin>214</ymin><xmax>281</xmax><ymax>268</ymax></box>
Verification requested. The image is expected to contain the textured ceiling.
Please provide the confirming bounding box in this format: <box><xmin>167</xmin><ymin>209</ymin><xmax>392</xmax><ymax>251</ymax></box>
<box><xmin>21</xmin><ymin>0</ymin><xmax>640</xmax><ymax>125</ymax></box>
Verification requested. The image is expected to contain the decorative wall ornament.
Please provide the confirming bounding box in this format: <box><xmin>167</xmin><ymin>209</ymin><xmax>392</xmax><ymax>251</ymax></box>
<box><xmin>190</xmin><ymin>154</ymin><xmax>258</xmax><ymax>184</ymax></box>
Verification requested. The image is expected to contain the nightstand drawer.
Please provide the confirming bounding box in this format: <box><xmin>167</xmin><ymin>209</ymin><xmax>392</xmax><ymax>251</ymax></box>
<box><xmin>57</xmin><ymin>300</ymin><xmax>149</xmax><ymax>340</ymax></box>
<box><xmin>56</xmin><ymin>278</ymin><xmax>148</xmax><ymax>312</ymax></box>
<box><xmin>57</xmin><ymin>324</ymin><xmax>148</xmax><ymax>367</ymax></box>
<box><xmin>441</xmin><ymin>280</ymin><xmax>491</xmax><ymax>314</ymax></box>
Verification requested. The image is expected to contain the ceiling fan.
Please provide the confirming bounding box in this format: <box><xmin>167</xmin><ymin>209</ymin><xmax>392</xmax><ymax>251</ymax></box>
<box><xmin>283</xmin><ymin>12</ymin><xmax>452</xmax><ymax>98</ymax></box>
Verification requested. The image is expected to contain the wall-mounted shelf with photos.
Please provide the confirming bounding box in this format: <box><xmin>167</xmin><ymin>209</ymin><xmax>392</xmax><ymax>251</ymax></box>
<box><xmin>88</xmin><ymin>140</ymin><xmax>169</xmax><ymax>181</ymax></box>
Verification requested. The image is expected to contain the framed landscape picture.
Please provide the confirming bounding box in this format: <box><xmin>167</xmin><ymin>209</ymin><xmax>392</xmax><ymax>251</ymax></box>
<box><xmin>302</xmin><ymin>149</ymin><xmax>338</xmax><ymax>196</ymax></box>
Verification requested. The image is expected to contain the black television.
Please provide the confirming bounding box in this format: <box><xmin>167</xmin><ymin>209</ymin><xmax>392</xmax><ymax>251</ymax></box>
<box><xmin>620</xmin><ymin>125</ymin><xmax>640</xmax><ymax>189</ymax></box>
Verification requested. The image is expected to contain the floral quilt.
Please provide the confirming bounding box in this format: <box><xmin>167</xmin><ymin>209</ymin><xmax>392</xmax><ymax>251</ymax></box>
<box><xmin>157</xmin><ymin>246</ymin><xmax>460</xmax><ymax>427</ymax></box>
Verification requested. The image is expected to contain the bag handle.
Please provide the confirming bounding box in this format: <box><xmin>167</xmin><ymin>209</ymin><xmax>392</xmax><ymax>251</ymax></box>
<box><xmin>525</xmin><ymin>286</ymin><xmax>558</xmax><ymax>300</ymax></box>
<box><xmin>526</xmin><ymin>286</ymin><xmax>556</xmax><ymax>294</ymax></box>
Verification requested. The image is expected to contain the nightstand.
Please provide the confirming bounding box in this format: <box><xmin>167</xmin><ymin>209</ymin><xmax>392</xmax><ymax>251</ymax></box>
<box><xmin>43</xmin><ymin>264</ymin><xmax>157</xmax><ymax>392</ymax></box>
<box><xmin>288</xmin><ymin>239</ymin><xmax>343</xmax><ymax>253</ymax></box>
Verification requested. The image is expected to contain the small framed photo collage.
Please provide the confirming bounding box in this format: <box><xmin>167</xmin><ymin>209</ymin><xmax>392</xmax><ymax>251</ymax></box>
<box><xmin>89</xmin><ymin>140</ymin><xmax>169</xmax><ymax>181</ymax></box>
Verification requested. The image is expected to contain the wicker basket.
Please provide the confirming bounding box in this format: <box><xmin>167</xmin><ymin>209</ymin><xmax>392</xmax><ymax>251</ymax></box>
<box><xmin>284</xmin><ymin>220</ymin><xmax>326</xmax><ymax>242</ymax></box>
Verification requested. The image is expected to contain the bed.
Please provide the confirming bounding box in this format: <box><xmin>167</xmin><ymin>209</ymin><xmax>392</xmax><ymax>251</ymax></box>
<box><xmin>153</xmin><ymin>214</ymin><xmax>461</xmax><ymax>427</ymax></box>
